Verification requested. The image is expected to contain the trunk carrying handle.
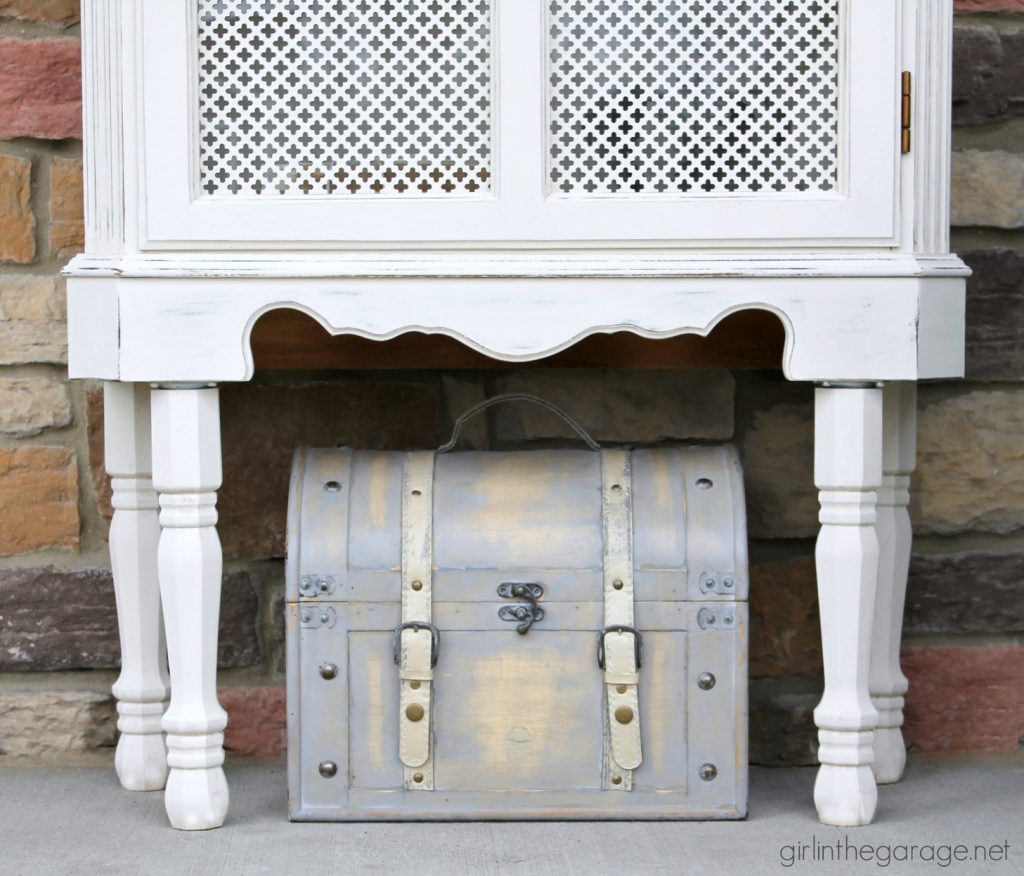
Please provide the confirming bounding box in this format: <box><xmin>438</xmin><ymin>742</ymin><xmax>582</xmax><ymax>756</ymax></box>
<box><xmin>439</xmin><ymin>393</ymin><xmax>601</xmax><ymax>453</ymax></box>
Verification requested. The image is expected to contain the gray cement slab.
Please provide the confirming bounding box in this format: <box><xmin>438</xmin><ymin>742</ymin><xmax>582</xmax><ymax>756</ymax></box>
<box><xmin>0</xmin><ymin>754</ymin><xmax>1021</xmax><ymax>876</ymax></box>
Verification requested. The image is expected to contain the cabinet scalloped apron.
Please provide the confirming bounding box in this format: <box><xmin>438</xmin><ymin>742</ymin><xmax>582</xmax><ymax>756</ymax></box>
<box><xmin>285</xmin><ymin>397</ymin><xmax>749</xmax><ymax>820</ymax></box>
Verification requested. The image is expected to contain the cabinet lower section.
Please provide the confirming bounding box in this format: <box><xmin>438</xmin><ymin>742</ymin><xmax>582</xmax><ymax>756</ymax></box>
<box><xmin>65</xmin><ymin>257</ymin><xmax>969</xmax><ymax>384</ymax></box>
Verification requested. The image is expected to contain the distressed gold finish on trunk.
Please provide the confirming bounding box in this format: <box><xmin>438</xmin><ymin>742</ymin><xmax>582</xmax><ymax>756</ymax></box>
<box><xmin>287</xmin><ymin>445</ymin><xmax>749</xmax><ymax>820</ymax></box>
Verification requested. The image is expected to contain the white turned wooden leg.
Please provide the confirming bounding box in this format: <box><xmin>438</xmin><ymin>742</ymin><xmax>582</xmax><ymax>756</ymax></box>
<box><xmin>813</xmin><ymin>385</ymin><xmax>883</xmax><ymax>827</ymax></box>
<box><xmin>870</xmin><ymin>382</ymin><xmax>916</xmax><ymax>784</ymax></box>
<box><xmin>105</xmin><ymin>382</ymin><xmax>170</xmax><ymax>792</ymax></box>
<box><xmin>151</xmin><ymin>386</ymin><xmax>229</xmax><ymax>831</ymax></box>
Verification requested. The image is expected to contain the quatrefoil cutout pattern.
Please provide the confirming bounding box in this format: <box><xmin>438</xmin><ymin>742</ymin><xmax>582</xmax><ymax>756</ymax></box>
<box><xmin>549</xmin><ymin>0</ymin><xmax>840</xmax><ymax>196</ymax></box>
<box><xmin>197</xmin><ymin>0</ymin><xmax>493</xmax><ymax>197</ymax></box>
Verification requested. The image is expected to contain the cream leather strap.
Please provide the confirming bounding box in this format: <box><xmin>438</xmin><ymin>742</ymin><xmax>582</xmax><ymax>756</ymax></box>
<box><xmin>398</xmin><ymin>451</ymin><xmax>436</xmax><ymax>790</ymax></box>
<box><xmin>600</xmin><ymin>450</ymin><xmax>642</xmax><ymax>789</ymax></box>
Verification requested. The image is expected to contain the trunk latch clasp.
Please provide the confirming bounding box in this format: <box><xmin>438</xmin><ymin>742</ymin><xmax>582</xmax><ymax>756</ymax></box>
<box><xmin>497</xmin><ymin>582</ymin><xmax>545</xmax><ymax>635</ymax></box>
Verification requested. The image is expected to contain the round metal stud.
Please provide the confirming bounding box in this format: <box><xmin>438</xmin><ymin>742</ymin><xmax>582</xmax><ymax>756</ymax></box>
<box><xmin>697</xmin><ymin>672</ymin><xmax>716</xmax><ymax>691</ymax></box>
<box><xmin>410</xmin><ymin>680</ymin><xmax>421</xmax><ymax>690</ymax></box>
<box><xmin>696</xmin><ymin>478</ymin><xmax>714</xmax><ymax>490</ymax></box>
<box><xmin>319</xmin><ymin>761</ymin><xmax>338</xmax><ymax>779</ymax></box>
<box><xmin>319</xmin><ymin>662</ymin><xmax>338</xmax><ymax>680</ymax></box>
<box><xmin>413</xmin><ymin>773</ymin><xmax>424</xmax><ymax>784</ymax></box>
<box><xmin>699</xmin><ymin>763</ymin><xmax>718</xmax><ymax>782</ymax></box>
<box><xmin>616</xmin><ymin>684</ymin><xmax>627</xmax><ymax>694</ymax></box>
<box><xmin>411</xmin><ymin>489</ymin><xmax>422</xmax><ymax>497</ymax></box>
<box><xmin>611</xmin><ymin>775</ymin><xmax>623</xmax><ymax>786</ymax></box>
<box><xmin>324</xmin><ymin>481</ymin><xmax>342</xmax><ymax>493</ymax></box>
<box><xmin>406</xmin><ymin>703</ymin><xmax>425</xmax><ymax>722</ymax></box>
<box><xmin>611</xmin><ymin>484</ymin><xmax>622</xmax><ymax>492</ymax></box>
<box><xmin>411</xmin><ymin>580</ymin><xmax>423</xmax><ymax>592</ymax></box>
<box><xmin>612</xmin><ymin>579</ymin><xmax>624</xmax><ymax>591</ymax></box>
<box><xmin>300</xmin><ymin>612</ymin><xmax>310</xmax><ymax>624</ymax></box>
<box><xmin>614</xmin><ymin>706</ymin><xmax>634</xmax><ymax>725</ymax></box>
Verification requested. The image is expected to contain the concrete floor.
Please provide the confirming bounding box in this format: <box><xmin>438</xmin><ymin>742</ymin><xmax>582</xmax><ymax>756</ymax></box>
<box><xmin>0</xmin><ymin>754</ymin><xmax>1021</xmax><ymax>876</ymax></box>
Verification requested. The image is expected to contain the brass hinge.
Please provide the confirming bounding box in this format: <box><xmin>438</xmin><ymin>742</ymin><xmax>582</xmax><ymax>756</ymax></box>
<box><xmin>901</xmin><ymin>72</ymin><xmax>912</xmax><ymax>154</ymax></box>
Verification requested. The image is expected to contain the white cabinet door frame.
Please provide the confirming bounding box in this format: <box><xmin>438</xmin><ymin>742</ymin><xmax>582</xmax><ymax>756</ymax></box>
<box><xmin>139</xmin><ymin>0</ymin><xmax>900</xmax><ymax>249</ymax></box>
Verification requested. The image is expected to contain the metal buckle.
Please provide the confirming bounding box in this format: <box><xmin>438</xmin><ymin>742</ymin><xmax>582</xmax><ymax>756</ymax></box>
<box><xmin>393</xmin><ymin>622</ymin><xmax>441</xmax><ymax>668</ymax></box>
<box><xmin>597</xmin><ymin>625</ymin><xmax>643</xmax><ymax>670</ymax></box>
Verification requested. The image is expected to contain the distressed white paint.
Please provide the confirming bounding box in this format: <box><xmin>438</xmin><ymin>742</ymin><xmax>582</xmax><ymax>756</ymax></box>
<box><xmin>67</xmin><ymin>272</ymin><xmax>967</xmax><ymax>384</ymax></box>
<box><xmin>67</xmin><ymin>252</ymin><xmax>969</xmax><ymax>279</ymax></box>
<box><xmin>914</xmin><ymin>0</ymin><xmax>956</xmax><ymax>255</ymax></box>
<box><xmin>105</xmin><ymin>382</ymin><xmax>169</xmax><ymax>792</ymax></box>
<box><xmin>813</xmin><ymin>386</ymin><xmax>883</xmax><ymax>828</ymax></box>
<box><xmin>150</xmin><ymin>387</ymin><xmax>229</xmax><ymax>831</ymax></box>
<box><xmin>66</xmin><ymin>276</ymin><xmax>118</xmax><ymax>380</ymax></box>
<box><xmin>67</xmin><ymin>0</ymin><xmax>966</xmax><ymax>830</ymax></box>
<box><xmin>80</xmin><ymin>0</ymin><xmax>124</xmax><ymax>252</ymax></box>
<box><xmin>138</xmin><ymin>0</ymin><xmax>898</xmax><ymax>247</ymax></box>
<box><xmin>871</xmin><ymin>383</ymin><xmax>917</xmax><ymax>784</ymax></box>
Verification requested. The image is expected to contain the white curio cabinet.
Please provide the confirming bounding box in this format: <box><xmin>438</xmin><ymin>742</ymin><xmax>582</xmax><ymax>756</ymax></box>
<box><xmin>67</xmin><ymin>0</ymin><xmax>967</xmax><ymax>830</ymax></box>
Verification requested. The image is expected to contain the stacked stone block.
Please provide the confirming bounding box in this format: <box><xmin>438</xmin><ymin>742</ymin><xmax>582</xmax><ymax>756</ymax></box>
<box><xmin>0</xmin><ymin>2</ymin><xmax>1021</xmax><ymax>765</ymax></box>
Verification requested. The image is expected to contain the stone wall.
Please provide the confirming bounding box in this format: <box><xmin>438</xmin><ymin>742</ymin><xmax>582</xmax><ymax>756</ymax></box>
<box><xmin>0</xmin><ymin>3</ymin><xmax>1021</xmax><ymax>767</ymax></box>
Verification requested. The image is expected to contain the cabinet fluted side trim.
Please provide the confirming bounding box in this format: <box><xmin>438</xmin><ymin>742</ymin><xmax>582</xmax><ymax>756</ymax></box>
<box><xmin>81</xmin><ymin>0</ymin><xmax>128</xmax><ymax>253</ymax></box>
<box><xmin>914</xmin><ymin>0</ymin><xmax>955</xmax><ymax>255</ymax></box>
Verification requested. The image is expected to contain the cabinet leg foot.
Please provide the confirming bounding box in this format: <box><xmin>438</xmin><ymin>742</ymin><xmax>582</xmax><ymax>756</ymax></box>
<box><xmin>814</xmin><ymin>756</ymin><xmax>878</xmax><ymax>828</ymax></box>
<box><xmin>164</xmin><ymin>758</ymin><xmax>230</xmax><ymax>831</ymax></box>
<box><xmin>871</xmin><ymin>725</ymin><xmax>907</xmax><ymax>785</ymax></box>
<box><xmin>114</xmin><ymin>707</ymin><xmax>169</xmax><ymax>791</ymax></box>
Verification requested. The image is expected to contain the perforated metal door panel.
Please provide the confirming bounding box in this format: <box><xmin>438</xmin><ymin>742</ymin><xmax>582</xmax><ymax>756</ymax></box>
<box><xmin>197</xmin><ymin>0</ymin><xmax>494</xmax><ymax>198</ymax></box>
